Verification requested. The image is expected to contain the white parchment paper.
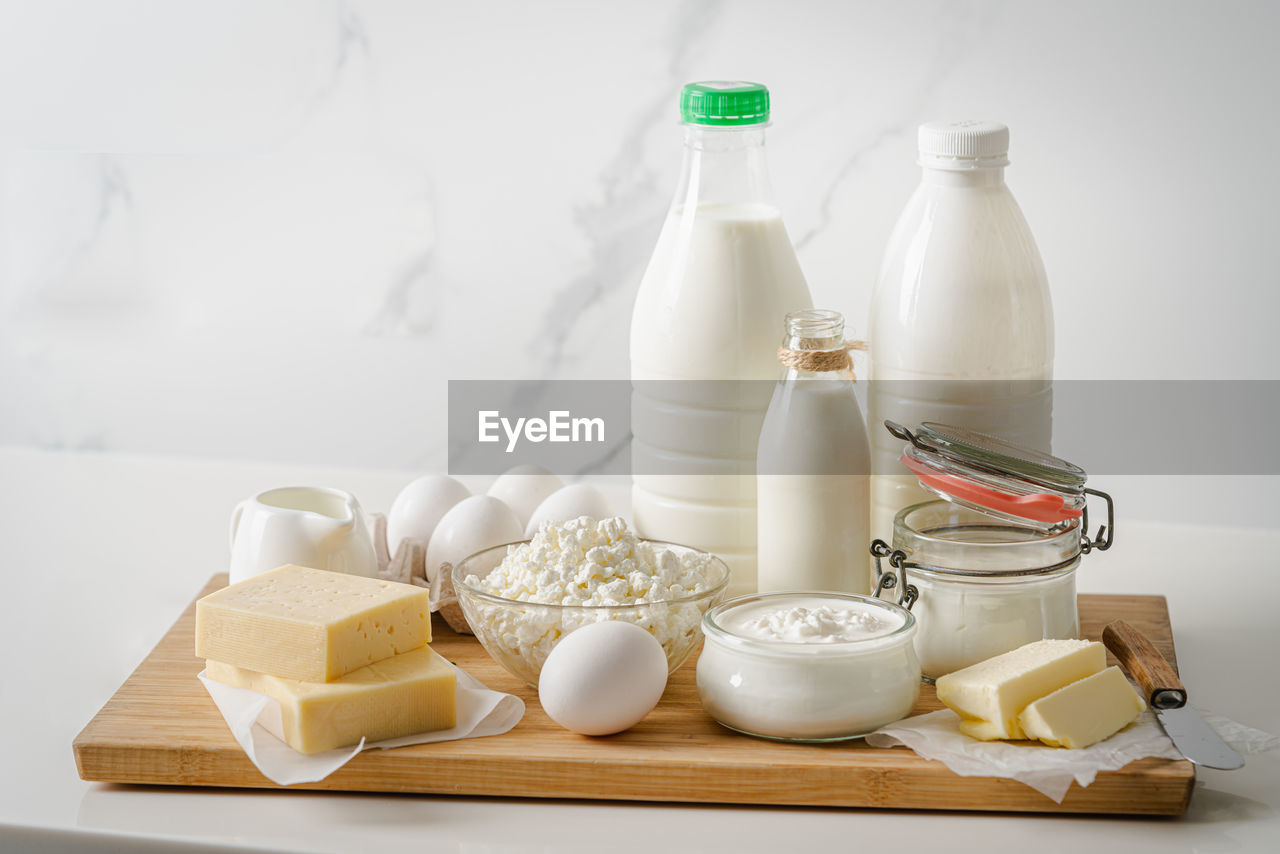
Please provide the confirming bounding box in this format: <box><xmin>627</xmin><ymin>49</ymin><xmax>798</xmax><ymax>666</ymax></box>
<box><xmin>866</xmin><ymin>709</ymin><xmax>1277</xmax><ymax>802</ymax></box>
<box><xmin>197</xmin><ymin>665</ymin><xmax>524</xmax><ymax>786</ymax></box>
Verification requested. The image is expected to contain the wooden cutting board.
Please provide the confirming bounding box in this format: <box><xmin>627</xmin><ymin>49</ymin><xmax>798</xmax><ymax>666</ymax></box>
<box><xmin>73</xmin><ymin>575</ymin><xmax>1194</xmax><ymax>815</ymax></box>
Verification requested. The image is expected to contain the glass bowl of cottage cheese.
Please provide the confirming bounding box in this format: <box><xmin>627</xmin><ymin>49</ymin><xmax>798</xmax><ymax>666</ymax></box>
<box><xmin>452</xmin><ymin>516</ymin><xmax>731</xmax><ymax>687</ymax></box>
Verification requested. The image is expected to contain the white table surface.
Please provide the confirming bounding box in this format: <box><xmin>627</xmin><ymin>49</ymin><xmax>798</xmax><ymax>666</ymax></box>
<box><xmin>1</xmin><ymin>446</ymin><xmax>1277</xmax><ymax>853</ymax></box>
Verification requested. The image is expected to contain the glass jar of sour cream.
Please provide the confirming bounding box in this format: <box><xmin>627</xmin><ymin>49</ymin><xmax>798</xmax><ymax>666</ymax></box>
<box><xmin>872</xmin><ymin>421</ymin><xmax>1115</xmax><ymax>681</ymax></box>
<box><xmin>696</xmin><ymin>592</ymin><xmax>920</xmax><ymax>741</ymax></box>
<box><xmin>888</xmin><ymin>501</ymin><xmax>1082</xmax><ymax>679</ymax></box>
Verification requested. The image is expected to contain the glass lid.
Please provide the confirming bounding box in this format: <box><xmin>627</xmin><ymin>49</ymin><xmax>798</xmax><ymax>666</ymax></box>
<box><xmin>885</xmin><ymin>420</ymin><xmax>1088</xmax><ymax>530</ymax></box>
<box><xmin>913</xmin><ymin>422</ymin><xmax>1087</xmax><ymax>490</ymax></box>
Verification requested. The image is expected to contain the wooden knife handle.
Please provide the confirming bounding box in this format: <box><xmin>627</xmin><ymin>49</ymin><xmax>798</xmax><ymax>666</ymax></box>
<box><xmin>1102</xmin><ymin>619</ymin><xmax>1187</xmax><ymax>709</ymax></box>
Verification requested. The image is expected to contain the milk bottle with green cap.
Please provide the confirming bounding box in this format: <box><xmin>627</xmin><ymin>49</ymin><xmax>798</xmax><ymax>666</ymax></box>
<box><xmin>630</xmin><ymin>82</ymin><xmax>813</xmax><ymax>597</ymax></box>
<box><xmin>868</xmin><ymin>121</ymin><xmax>1054</xmax><ymax>547</ymax></box>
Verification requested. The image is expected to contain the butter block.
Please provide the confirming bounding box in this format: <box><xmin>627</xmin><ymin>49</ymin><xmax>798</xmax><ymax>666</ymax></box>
<box><xmin>196</xmin><ymin>565</ymin><xmax>431</xmax><ymax>682</ymax></box>
<box><xmin>936</xmin><ymin>639</ymin><xmax>1106</xmax><ymax>740</ymax></box>
<box><xmin>1018</xmin><ymin>666</ymin><xmax>1146</xmax><ymax>749</ymax></box>
<box><xmin>206</xmin><ymin>645</ymin><xmax>457</xmax><ymax>754</ymax></box>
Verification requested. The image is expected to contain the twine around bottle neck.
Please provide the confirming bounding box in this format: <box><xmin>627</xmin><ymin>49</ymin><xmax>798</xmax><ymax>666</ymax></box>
<box><xmin>776</xmin><ymin>340</ymin><xmax>868</xmax><ymax>382</ymax></box>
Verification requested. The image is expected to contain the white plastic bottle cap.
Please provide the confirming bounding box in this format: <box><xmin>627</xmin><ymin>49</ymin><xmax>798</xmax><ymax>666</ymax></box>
<box><xmin>918</xmin><ymin>120</ymin><xmax>1010</xmax><ymax>169</ymax></box>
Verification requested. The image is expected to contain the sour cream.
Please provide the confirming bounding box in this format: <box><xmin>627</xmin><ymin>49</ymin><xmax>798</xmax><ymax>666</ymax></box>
<box><xmin>723</xmin><ymin>596</ymin><xmax>901</xmax><ymax>644</ymax></box>
<box><xmin>911</xmin><ymin>569</ymin><xmax>1078</xmax><ymax>679</ymax></box>
<box><xmin>697</xmin><ymin>593</ymin><xmax>920</xmax><ymax>741</ymax></box>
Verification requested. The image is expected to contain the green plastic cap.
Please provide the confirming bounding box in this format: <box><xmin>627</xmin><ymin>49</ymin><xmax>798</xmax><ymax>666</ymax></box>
<box><xmin>680</xmin><ymin>81</ymin><xmax>770</xmax><ymax>126</ymax></box>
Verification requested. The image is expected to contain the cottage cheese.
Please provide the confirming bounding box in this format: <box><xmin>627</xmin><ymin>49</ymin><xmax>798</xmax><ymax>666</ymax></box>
<box><xmin>462</xmin><ymin>516</ymin><xmax>718</xmax><ymax>677</ymax></box>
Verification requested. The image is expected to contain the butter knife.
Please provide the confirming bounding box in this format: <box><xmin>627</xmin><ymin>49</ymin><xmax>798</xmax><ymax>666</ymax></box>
<box><xmin>1102</xmin><ymin>619</ymin><xmax>1244</xmax><ymax>770</ymax></box>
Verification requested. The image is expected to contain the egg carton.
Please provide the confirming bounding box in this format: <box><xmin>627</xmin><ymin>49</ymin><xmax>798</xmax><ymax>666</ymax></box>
<box><xmin>368</xmin><ymin>512</ymin><xmax>473</xmax><ymax>636</ymax></box>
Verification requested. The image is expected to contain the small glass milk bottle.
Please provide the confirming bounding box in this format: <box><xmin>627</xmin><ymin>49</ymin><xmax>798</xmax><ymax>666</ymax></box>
<box><xmin>756</xmin><ymin>310</ymin><xmax>871</xmax><ymax>594</ymax></box>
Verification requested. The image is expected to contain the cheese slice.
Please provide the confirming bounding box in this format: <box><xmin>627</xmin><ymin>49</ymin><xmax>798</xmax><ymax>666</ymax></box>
<box><xmin>196</xmin><ymin>565</ymin><xmax>431</xmax><ymax>682</ymax></box>
<box><xmin>935</xmin><ymin>639</ymin><xmax>1106</xmax><ymax>740</ymax></box>
<box><xmin>1018</xmin><ymin>666</ymin><xmax>1146</xmax><ymax>749</ymax></box>
<box><xmin>206</xmin><ymin>645</ymin><xmax>457</xmax><ymax>754</ymax></box>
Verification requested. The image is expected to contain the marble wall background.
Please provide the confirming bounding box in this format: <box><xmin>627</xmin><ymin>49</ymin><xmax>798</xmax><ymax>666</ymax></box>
<box><xmin>2</xmin><ymin>1</ymin><xmax>1277</xmax><ymax>518</ymax></box>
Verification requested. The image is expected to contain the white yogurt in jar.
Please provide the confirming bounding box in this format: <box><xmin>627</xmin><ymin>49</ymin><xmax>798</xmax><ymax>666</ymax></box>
<box><xmin>910</xmin><ymin>568</ymin><xmax>1078</xmax><ymax>679</ymax></box>
<box><xmin>889</xmin><ymin>500</ymin><xmax>1083</xmax><ymax>680</ymax></box>
<box><xmin>697</xmin><ymin>593</ymin><xmax>920</xmax><ymax>741</ymax></box>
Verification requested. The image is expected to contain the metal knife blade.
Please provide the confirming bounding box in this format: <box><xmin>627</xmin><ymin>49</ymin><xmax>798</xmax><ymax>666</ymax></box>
<box><xmin>1155</xmin><ymin>705</ymin><xmax>1245</xmax><ymax>770</ymax></box>
<box><xmin>1102</xmin><ymin>619</ymin><xmax>1244</xmax><ymax>770</ymax></box>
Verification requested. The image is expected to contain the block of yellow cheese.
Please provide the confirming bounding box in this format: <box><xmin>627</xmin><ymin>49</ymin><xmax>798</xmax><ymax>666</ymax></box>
<box><xmin>206</xmin><ymin>645</ymin><xmax>457</xmax><ymax>754</ymax></box>
<box><xmin>936</xmin><ymin>639</ymin><xmax>1106</xmax><ymax>740</ymax></box>
<box><xmin>1018</xmin><ymin>666</ymin><xmax>1146</xmax><ymax>749</ymax></box>
<box><xmin>196</xmin><ymin>565</ymin><xmax>431</xmax><ymax>682</ymax></box>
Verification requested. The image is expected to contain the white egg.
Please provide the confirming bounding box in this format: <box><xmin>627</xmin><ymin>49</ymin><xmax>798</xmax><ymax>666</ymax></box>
<box><xmin>425</xmin><ymin>495</ymin><xmax>523</xmax><ymax>584</ymax></box>
<box><xmin>386</xmin><ymin>475</ymin><xmax>471</xmax><ymax>553</ymax></box>
<box><xmin>538</xmin><ymin>621</ymin><xmax>668</xmax><ymax>736</ymax></box>
<box><xmin>524</xmin><ymin>484</ymin><xmax>613</xmax><ymax>538</ymax></box>
<box><xmin>487</xmin><ymin>465</ymin><xmax>563</xmax><ymax>529</ymax></box>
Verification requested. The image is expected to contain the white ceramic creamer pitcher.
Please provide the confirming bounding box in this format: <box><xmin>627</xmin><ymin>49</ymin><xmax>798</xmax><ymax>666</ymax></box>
<box><xmin>228</xmin><ymin>486</ymin><xmax>379</xmax><ymax>583</ymax></box>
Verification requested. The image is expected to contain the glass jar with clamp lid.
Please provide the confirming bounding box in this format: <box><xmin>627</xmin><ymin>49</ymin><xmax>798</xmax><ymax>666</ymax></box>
<box><xmin>870</xmin><ymin>420</ymin><xmax>1114</xmax><ymax>680</ymax></box>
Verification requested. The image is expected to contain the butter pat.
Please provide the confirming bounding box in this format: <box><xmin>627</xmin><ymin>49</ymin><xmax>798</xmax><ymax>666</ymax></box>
<box><xmin>196</xmin><ymin>565</ymin><xmax>431</xmax><ymax>682</ymax></box>
<box><xmin>1018</xmin><ymin>666</ymin><xmax>1146</xmax><ymax>749</ymax></box>
<box><xmin>206</xmin><ymin>646</ymin><xmax>457</xmax><ymax>754</ymax></box>
<box><xmin>936</xmin><ymin>639</ymin><xmax>1105</xmax><ymax>740</ymax></box>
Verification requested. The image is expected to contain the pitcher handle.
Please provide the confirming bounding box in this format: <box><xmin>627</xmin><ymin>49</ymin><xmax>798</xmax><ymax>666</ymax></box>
<box><xmin>229</xmin><ymin>499</ymin><xmax>249</xmax><ymax>551</ymax></box>
<box><xmin>342</xmin><ymin>491</ymin><xmax>361</xmax><ymax>524</ymax></box>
